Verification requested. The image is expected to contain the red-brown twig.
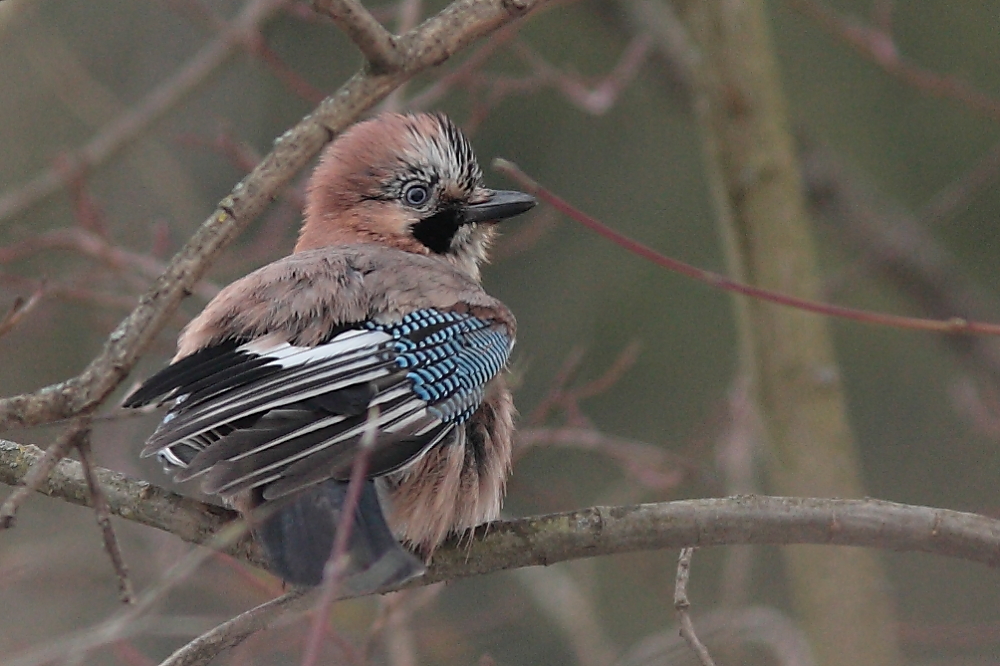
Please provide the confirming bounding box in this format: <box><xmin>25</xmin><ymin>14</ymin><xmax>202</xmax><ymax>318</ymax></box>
<box><xmin>0</xmin><ymin>274</ymin><xmax>142</xmax><ymax>314</ymax></box>
<box><xmin>361</xmin><ymin>586</ymin><xmax>442</xmax><ymax>664</ymax></box>
<box><xmin>518</xmin><ymin>427</ymin><xmax>688</xmax><ymax>492</ymax></box>
<box><xmin>526</xmin><ymin>342</ymin><xmax>640</xmax><ymax>429</ymax></box>
<box><xmin>674</xmin><ymin>548</ymin><xmax>717</xmax><ymax>666</ymax></box>
<box><xmin>919</xmin><ymin>138</ymin><xmax>1000</xmax><ymax>226</ymax></box>
<box><xmin>567</xmin><ymin>340</ymin><xmax>641</xmax><ymax>402</ymax></box>
<box><xmin>449</xmin><ymin>29</ymin><xmax>651</xmax><ymax>130</ymax></box>
<box><xmin>0</xmin><ymin>227</ymin><xmax>221</xmax><ymax>301</ymax></box>
<box><xmin>0</xmin><ymin>0</ymin><xmax>290</xmax><ymax>225</ymax></box>
<box><xmin>249</xmin><ymin>35</ymin><xmax>328</xmax><ymax>103</ymax></box>
<box><xmin>800</xmin><ymin>144</ymin><xmax>1000</xmax><ymax>390</ymax></box>
<box><xmin>4</xmin><ymin>517</ymin><xmax>258</xmax><ymax>666</ymax></box>
<box><xmin>525</xmin><ymin>345</ymin><xmax>585</xmax><ymax>425</ymax></box>
<box><xmin>789</xmin><ymin>0</ymin><xmax>1000</xmax><ymax>123</ymax></box>
<box><xmin>175</xmin><ymin>128</ymin><xmax>263</xmax><ymax>175</ymax></box>
<box><xmin>408</xmin><ymin>21</ymin><xmax>523</xmax><ymax>110</ymax></box>
<box><xmin>0</xmin><ymin>288</ymin><xmax>45</xmax><ymax>339</ymax></box>
<box><xmin>165</xmin><ymin>0</ymin><xmax>325</xmax><ymax>103</ymax></box>
<box><xmin>512</xmin><ymin>34</ymin><xmax>652</xmax><ymax>115</ymax></box>
<box><xmin>495</xmin><ymin>158</ymin><xmax>1000</xmax><ymax>337</ymax></box>
<box><xmin>301</xmin><ymin>408</ymin><xmax>378</xmax><ymax>666</ymax></box>
<box><xmin>59</xmin><ymin>158</ymin><xmax>108</xmax><ymax>235</ymax></box>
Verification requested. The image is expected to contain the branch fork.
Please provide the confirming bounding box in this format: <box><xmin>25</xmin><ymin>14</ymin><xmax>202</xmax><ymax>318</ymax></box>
<box><xmin>314</xmin><ymin>0</ymin><xmax>402</xmax><ymax>72</ymax></box>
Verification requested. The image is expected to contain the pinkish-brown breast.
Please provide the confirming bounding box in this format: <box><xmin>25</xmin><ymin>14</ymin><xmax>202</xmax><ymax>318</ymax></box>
<box><xmin>380</xmin><ymin>376</ymin><xmax>515</xmax><ymax>555</ymax></box>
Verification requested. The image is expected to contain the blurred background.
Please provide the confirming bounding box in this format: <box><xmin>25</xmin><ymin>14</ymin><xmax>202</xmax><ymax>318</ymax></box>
<box><xmin>2</xmin><ymin>0</ymin><xmax>1000</xmax><ymax>664</ymax></box>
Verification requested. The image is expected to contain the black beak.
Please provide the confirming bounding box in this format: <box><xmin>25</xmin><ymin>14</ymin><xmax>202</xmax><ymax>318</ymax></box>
<box><xmin>463</xmin><ymin>190</ymin><xmax>537</xmax><ymax>224</ymax></box>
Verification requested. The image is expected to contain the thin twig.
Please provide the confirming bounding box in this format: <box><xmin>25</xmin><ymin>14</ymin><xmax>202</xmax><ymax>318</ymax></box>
<box><xmin>302</xmin><ymin>407</ymin><xmax>378</xmax><ymax>666</ymax></box>
<box><xmin>5</xmin><ymin>519</ymin><xmax>258</xmax><ymax>666</ymax></box>
<box><xmin>512</xmin><ymin>34</ymin><xmax>652</xmax><ymax>115</ymax></box>
<box><xmin>0</xmin><ymin>227</ymin><xmax>220</xmax><ymax>301</ymax></box>
<box><xmin>0</xmin><ymin>287</ymin><xmax>44</xmax><ymax>339</ymax></box>
<box><xmin>494</xmin><ymin>158</ymin><xmax>1000</xmax><ymax>337</ymax></box>
<box><xmin>158</xmin><ymin>590</ymin><xmax>312</xmax><ymax>666</ymax></box>
<box><xmin>674</xmin><ymin>548</ymin><xmax>716</xmax><ymax>666</ymax></box>
<box><xmin>250</xmin><ymin>38</ymin><xmax>328</xmax><ymax>103</ymax></box>
<box><xmin>314</xmin><ymin>0</ymin><xmax>401</xmax><ymax>72</ymax></box>
<box><xmin>610</xmin><ymin>0</ymin><xmax>696</xmax><ymax>91</ymax></box>
<box><xmin>517</xmin><ymin>426</ymin><xmax>688</xmax><ymax>491</ymax></box>
<box><xmin>788</xmin><ymin>0</ymin><xmax>1000</xmax><ymax>123</ymax></box>
<box><xmin>615</xmin><ymin>606</ymin><xmax>815</xmax><ymax>666</ymax></box>
<box><xmin>407</xmin><ymin>20</ymin><xmax>522</xmax><ymax>109</ymax></box>
<box><xmin>800</xmin><ymin>143</ymin><xmax>1000</xmax><ymax>388</ymax></box>
<box><xmin>568</xmin><ymin>340</ymin><xmax>641</xmax><ymax>402</ymax></box>
<box><xmin>919</xmin><ymin>138</ymin><xmax>1000</xmax><ymax>226</ymax></box>
<box><xmin>362</xmin><ymin>587</ymin><xmax>442</xmax><ymax>664</ymax></box>
<box><xmin>514</xmin><ymin>566</ymin><xmax>618</xmax><ymax>666</ymax></box>
<box><xmin>524</xmin><ymin>343</ymin><xmax>640</xmax><ymax>430</ymax></box>
<box><xmin>0</xmin><ymin>0</ymin><xmax>290</xmax><ymax>225</ymax></box>
<box><xmin>77</xmin><ymin>433</ymin><xmax>136</xmax><ymax>604</ymax></box>
<box><xmin>8</xmin><ymin>432</ymin><xmax>1000</xmax><ymax>664</ymax></box>
<box><xmin>0</xmin><ymin>274</ymin><xmax>142</xmax><ymax>313</ymax></box>
<box><xmin>180</xmin><ymin>1</ymin><xmax>327</xmax><ymax>104</ymax></box>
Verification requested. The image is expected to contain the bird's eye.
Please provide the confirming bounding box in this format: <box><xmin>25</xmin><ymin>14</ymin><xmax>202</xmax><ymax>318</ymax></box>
<box><xmin>403</xmin><ymin>184</ymin><xmax>430</xmax><ymax>207</ymax></box>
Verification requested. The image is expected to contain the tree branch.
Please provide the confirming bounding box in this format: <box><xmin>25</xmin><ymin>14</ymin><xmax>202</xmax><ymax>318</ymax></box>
<box><xmin>314</xmin><ymin>0</ymin><xmax>402</xmax><ymax>72</ymax></box>
<box><xmin>5</xmin><ymin>437</ymin><xmax>1000</xmax><ymax>583</ymax></box>
<box><xmin>0</xmin><ymin>0</ymin><xmax>544</xmax><ymax>432</ymax></box>
<box><xmin>0</xmin><ymin>418</ymin><xmax>91</xmax><ymax>527</ymax></box>
<box><xmin>0</xmin><ymin>439</ymin><xmax>265</xmax><ymax>567</ymax></box>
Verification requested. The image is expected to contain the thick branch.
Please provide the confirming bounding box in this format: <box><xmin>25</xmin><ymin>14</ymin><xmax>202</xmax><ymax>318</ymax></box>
<box><xmin>4</xmin><ymin>438</ymin><xmax>1000</xmax><ymax>584</ymax></box>
<box><xmin>0</xmin><ymin>0</ymin><xmax>543</xmax><ymax>431</ymax></box>
<box><xmin>0</xmin><ymin>439</ymin><xmax>264</xmax><ymax>567</ymax></box>
<box><xmin>314</xmin><ymin>0</ymin><xmax>402</xmax><ymax>72</ymax></box>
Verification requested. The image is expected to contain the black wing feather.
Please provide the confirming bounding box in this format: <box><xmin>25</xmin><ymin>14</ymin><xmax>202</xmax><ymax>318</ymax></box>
<box><xmin>124</xmin><ymin>341</ymin><xmax>246</xmax><ymax>407</ymax></box>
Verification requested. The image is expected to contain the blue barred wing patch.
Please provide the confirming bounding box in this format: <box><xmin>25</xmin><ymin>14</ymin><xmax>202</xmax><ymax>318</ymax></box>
<box><xmin>367</xmin><ymin>309</ymin><xmax>513</xmax><ymax>424</ymax></box>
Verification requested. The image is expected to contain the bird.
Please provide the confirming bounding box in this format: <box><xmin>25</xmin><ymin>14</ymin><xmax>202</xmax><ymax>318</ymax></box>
<box><xmin>124</xmin><ymin>112</ymin><xmax>536</xmax><ymax>590</ymax></box>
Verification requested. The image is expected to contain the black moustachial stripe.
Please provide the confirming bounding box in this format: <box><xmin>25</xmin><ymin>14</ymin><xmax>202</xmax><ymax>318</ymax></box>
<box><xmin>411</xmin><ymin>207</ymin><xmax>463</xmax><ymax>254</ymax></box>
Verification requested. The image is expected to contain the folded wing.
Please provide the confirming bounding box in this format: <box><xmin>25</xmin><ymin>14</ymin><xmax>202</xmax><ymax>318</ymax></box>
<box><xmin>125</xmin><ymin>308</ymin><xmax>513</xmax><ymax>500</ymax></box>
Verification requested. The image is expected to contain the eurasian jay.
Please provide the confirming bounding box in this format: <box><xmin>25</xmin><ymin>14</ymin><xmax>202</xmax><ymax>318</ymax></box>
<box><xmin>125</xmin><ymin>112</ymin><xmax>535</xmax><ymax>590</ymax></box>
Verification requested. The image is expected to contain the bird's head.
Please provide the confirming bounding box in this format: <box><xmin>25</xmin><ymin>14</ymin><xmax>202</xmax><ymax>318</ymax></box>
<box><xmin>299</xmin><ymin>112</ymin><xmax>536</xmax><ymax>280</ymax></box>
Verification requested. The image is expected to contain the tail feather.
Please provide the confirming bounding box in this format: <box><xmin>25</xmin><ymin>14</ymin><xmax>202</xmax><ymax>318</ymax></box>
<box><xmin>256</xmin><ymin>479</ymin><xmax>425</xmax><ymax>591</ymax></box>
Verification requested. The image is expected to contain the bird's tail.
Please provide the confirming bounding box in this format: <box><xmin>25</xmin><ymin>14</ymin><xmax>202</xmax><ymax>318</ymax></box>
<box><xmin>256</xmin><ymin>479</ymin><xmax>425</xmax><ymax>591</ymax></box>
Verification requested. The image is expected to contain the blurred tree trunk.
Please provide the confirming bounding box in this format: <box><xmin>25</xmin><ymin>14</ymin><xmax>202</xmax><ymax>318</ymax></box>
<box><xmin>676</xmin><ymin>2</ymin><xmax>903</xmax><ymax>666</ymax></box>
